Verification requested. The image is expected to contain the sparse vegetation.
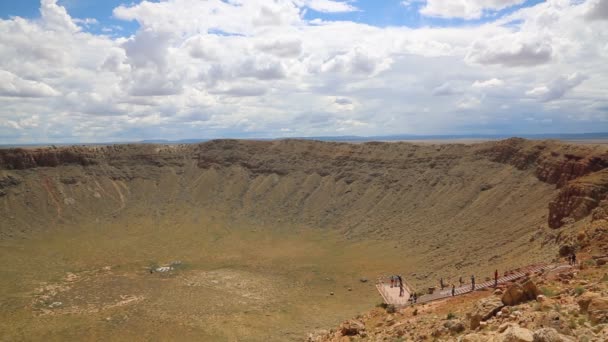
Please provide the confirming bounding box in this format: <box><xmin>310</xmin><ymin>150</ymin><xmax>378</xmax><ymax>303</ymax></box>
<box><xmin>541</xmin><ymin>287</ymin><xmax>557</xmax><ymax>297</ymax></box>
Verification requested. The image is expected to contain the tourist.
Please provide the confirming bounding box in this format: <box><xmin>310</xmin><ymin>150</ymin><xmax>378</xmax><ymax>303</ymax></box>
<box><xmin>399</xmin><ymin>282</ymin><xmax>405</xmax><ymax>297</ymax></box>
<box><xmin>390</xmin><ymin>275</ymin><xmax>395</xmax><ymax>288</ymax></box>
<box><xmin>494</xmin><ymin>269</ymin><xmax>498</xmax><ymax>288</ymax></box>
<box><xmin>440</xmin><ymin>277</ymin><xmax>444</xmax><ymax>290</ymax></box>
<box><xmin>572</xmin><ymin>253</ymin><xmax>577</xmax><ymax>266</ymax></box>
<box><xmin>459</xmin><ymin>276</ymin><xmax>463</xmax><ymax>286</ymax></box>
<box><xmin>451</xmin><ymin>283</ymin><xmax>455</xmax><ymax>296</ymax></box>
<box><xmin>471</xmin><ymin>275</ymin><xmax>475</xmax><ymax>291</ymax></box>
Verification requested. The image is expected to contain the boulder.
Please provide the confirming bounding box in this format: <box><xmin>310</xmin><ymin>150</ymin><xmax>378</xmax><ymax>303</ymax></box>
<box><xmin>532</xmin><ymin>328</ymin><xmax>575</xmax><ymax>342</ymax></box>
<box><xmin>502</xmin><ymin>279</ymin><xmax>540</xmax><ymax>306</ymax></box>
<box><xmin>577</xmin><ymin>292</ymin><xmax>601</xmax><ymax>313</ymax></box>
<box><xmin>340</xmin><ymin>320</ymin><xmax>365</xmax><ymax>336</ymax></box>
<box><xmin>558</xmin><ymin>245</ymin><xmax>574</xmax><ymax>257</ymax></box>
<box><xmin>470</xmin><ymin>296</ymin><xmax>504</xmax><ymax>330</ymax></box>
<box><xmin>587</xmin><ymin>297</ymin><xmax>608</xmax><ymax>324</ymax></box>
<box><xmin>444</xmin><ymin>319</ymin><xmax>466</xmax><ymax>334</ymax></box>
<box><xmin>499</xmin><ymin>325</ymin><xmax>534</xmax><ymax>342</ymax></box>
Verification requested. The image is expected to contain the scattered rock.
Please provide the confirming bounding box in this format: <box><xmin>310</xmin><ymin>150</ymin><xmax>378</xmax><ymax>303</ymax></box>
<box><xmin>340</xmin><ymin>320</ymin><xmax>365</xmax><ymax>336</ymax></box>
<box><xmin>500</xmin><ymin>324</ymin><xmax>534</xmax><ymax>342</ymax></box>
<box><xmin>532</xmin><ymin>328</ymin><xmax>575</xmax><ymax>342</ymax></box>
<box><xmin>470</xmin><ymin>296</ymin><xmax>504</xmax><ymax>330</ymax></box>
<box><xmin>587</xmin><ymin>297</ymin><xmax>608</xmax><ymax>324</ymax></box>
<box><xmin>155</xmin><ymin>266</ymin><xmax>173</xmax><ymax>272</ymax></box>
<box><xmin>48</xmin><ymin>301</ymin><xmax>62</xmax><ymax>308</ymax></box>
<box><xmin>577</xmin><ymin>292</ymin><xmax>601</xmax><ymax>313</ymax></box>
<box><xmin>359</xmin><ymin>278</ymin><xmax>368</xmax><ymax>283</ymax></box>
<box><xmin>502</xmin><ymin>279</ymin><xmax>540</xmax><ymax>306</ymax></box>
<box><xmin>558</xmin><ymin>245</ymin><xmax>574</xmax><ymax>257</ymax></box>
<box><xmin>444</xmin><ymin>319</ymin><xmax>466</xmax><ymax>334</ymax></box>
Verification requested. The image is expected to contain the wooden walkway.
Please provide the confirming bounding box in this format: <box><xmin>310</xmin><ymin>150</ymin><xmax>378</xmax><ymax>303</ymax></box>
<box><xmin>376</xmin><ymin>263</ymin><xmax>570</xmax><ymax>307</ymax></box>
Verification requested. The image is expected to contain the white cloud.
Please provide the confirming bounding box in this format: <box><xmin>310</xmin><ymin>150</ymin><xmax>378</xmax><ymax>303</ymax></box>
<box><xmin>296</xmin><ymin>0</ymin><xmax>358</xmax><ymax>13</ymax></box>
<box><xmin>585</xmin><ymin>0</ymin><xmax>608</xmax><ymax>21</ymax></box>
<box><xmin>0</xmin><ymin>0</ymin><xmax>606</xmax><ymax>143</ymax></box>
<box><xmin>457</xmin><ymin>97</ymin><xmax>481</xmax><ymax>109</ymax></box>
<box><xmin>526</xmin><ymin>73</ymin><xmax>588</xmax><ymax>102</ymax></box>
<box><xmin>467</xmin><ymin>35</ymin><xmax>553</xmax><ymax>67</ymax></box>
<box><xmin>420</xmin><ymin>0</ymin><xmax>526</xmax><ymax>19</ymax></box>
<box><xmin>0</xmin><ymin>70</ymin><xmax>60</xmax><ymax>97</ymax></box>
<box><xmin>432</xmin><ymin>82</ymin><xmax>460</xmax><ymax>96</ymax></box>
<box><xmin>40</xmin><ymin>0</ymin><xmax>79</xmax><ymax>32</ymax></box>
<box><xmin>472</xmin><ymin>78</ymin><xmax>504</xmax><ymax>88</ymax></box>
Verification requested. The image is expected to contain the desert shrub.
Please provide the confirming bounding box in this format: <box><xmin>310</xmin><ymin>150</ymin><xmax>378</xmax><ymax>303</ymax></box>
<box><xmin>413</xmin><ymin>308</ymin><xmax>418</xmax><ymax>316</ymax></box>
<box><xmin>376</xmin><ymin>302</ymin><xmax>388</xmax><ymax>309</ymax></box>
<box><xmin>447</xmin><ymin>312</ymin><xmax>456</xmax><ymax>320</ymax></box>
<box><xmin>386</xmin><ymin>304</ymin><xmax>396</xmax><ymax>314</ymax></box>
<box><xmin>554</xmin><ymin>303</ymin><xmax>562</xmax><ymax>313</ymax></box>
<box><xmin>575</xmin><ymin>286</ymin><xmax>586</xmax><ymax>296</ymax></box>
<box><xmin>541</xmin><ymin>287</ymin><xmax>557</xmax><ymax>297</ymax></box>
<box><xmin>584</xmin><ymin>259</ymin><xmax>597</xmax><ymax>267</ymax></box>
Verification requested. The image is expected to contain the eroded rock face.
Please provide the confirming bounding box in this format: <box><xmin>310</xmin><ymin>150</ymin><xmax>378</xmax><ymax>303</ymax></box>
<box><xmin>0</xmin><ymin>148</ymin><xmax>96</xmax><ymax>169</ymax></box>
<box><xmin>470</xmin><ymin>296</ymin><xmax>504</xmax><ymax>330</ymax></box>
<box><xmin>577</xmin><ymin>292</ymin><xmax>601</xmax><ymax>314</ymax></box>
<box><xmin>548</xmin><ymin>170</ymin><xmax>608</xmax><ymax>228</ymax></box>
<box><xmin>478</xmin><ymin>138</ymin><xmax>608</xmax><ymax>229</ymax></box>
<box><xmin>587</xmin><ymin>297</ymin><xmax>608</xmax><ymax>324</ymax></box>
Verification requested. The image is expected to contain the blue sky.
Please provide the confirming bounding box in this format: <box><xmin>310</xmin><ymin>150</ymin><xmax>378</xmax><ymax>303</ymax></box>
<box><xmin>0</xmin><ymin>0</ymin><xmax>606</xmax><ymax>143</ymax></box>
<box><xmin>0</xmin><ymin>0</ymin><xmax>548</xmax><ymax>33</ymax></box>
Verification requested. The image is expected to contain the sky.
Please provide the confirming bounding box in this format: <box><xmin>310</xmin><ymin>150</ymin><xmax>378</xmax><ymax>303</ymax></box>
<box><xmin>0</xmin><ymin>0</ymin><xmax>606</xmax><ymax>143</ymax></box>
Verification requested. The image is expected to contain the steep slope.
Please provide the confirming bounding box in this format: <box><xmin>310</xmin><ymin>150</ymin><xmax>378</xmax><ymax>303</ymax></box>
<box><xmin>1</xmin><ymin>139</ymin><xmax>607</xmax><ymax>276</ymax></box>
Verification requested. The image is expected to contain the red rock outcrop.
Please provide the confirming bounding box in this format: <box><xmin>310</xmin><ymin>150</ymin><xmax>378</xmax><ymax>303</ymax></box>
<box><xmin>478</xmin><ymin>138</ymin><xmax>608</xmax><ymax>228</ymax></box>
<box><xmin>548</xmin><ymin>170</ymin><xmax>608</xmax><ymax>228</ymax></box>
<box><xmin>0</xmin><ymin>148</ymin><xmax>96</xmax><ymax>169</ymax></box>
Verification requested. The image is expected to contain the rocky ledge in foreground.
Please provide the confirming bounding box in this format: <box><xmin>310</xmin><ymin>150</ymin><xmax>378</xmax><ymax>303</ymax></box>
<box><xmin>309</xmin><ymin>260</ymin><xmax>608</xmax><ymax>341</ymax></box>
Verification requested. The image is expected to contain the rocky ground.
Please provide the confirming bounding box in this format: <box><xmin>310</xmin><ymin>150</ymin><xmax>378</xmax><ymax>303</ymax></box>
<box><xmin>309</xmin><ymin>261</ymin><xmax>608</xmax><ymax>341</ymax></box>
<box><xmin>309</xmin><ymin>211</ymin><xmax>608</xmax><ymax>342</ymax></box>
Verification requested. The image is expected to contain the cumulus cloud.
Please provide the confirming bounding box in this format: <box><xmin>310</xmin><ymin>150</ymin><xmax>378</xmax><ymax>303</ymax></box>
<box><xmin>585</xmin><ymin>0</ymin><xmax>608</xmax><ymax>21</ymax></box>
<box><xmin>256</xmin><ymin>38</ymin><xmax>302</xmax><ymax>58</ymax></box>
<box><xmin>526</xmin><ymin>73</ymin><xmax>588</xmax><ymax>102</ymax></box>
<box><xmin>420</xmin><ymin>0</ymin><xmax>526</xmax><ymax>19</ymax></box>
<box><xmin>40</xmin><ymin>0</ymin><xmax>79</xmax><ymax>32</ymax></box>
<box><xmin>0</xmin><ymin>70</ymin><xmax>59</xmax><ymax>97</ymax></box>
<box><xmin>0</xmin><ymin>0</ymin><xmax>606</xmax><ymax>143</ymax></box>
<box><xmin>467</xmin><ymin>36</ymin><xmax>553</xmax><ymax>67</ymax></box>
